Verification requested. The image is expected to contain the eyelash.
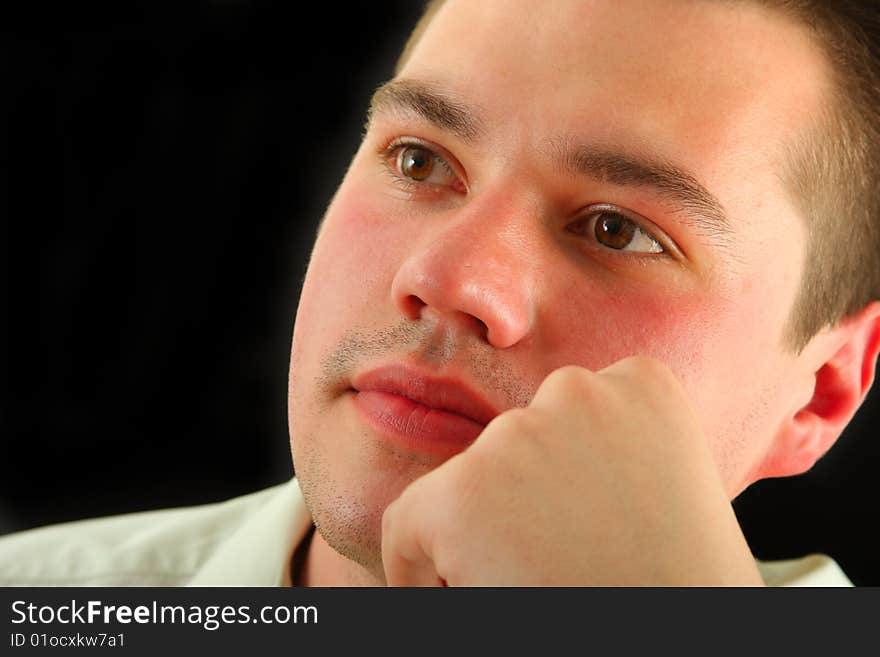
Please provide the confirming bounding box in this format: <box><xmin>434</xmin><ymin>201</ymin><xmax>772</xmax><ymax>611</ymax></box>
<box><xmin>377</xmin><ymin>139</ymin><xmax>679</xmax><ymax>260</ymax></box>
<box><xmin>379</xmin><ymin>138</ymin><xmax>463</xmax><ymax>193</ymax></box>
<box><xmin>568</xmin><ymin>206</ymin><xmax>672</xmax><ymax>258</ymax></box>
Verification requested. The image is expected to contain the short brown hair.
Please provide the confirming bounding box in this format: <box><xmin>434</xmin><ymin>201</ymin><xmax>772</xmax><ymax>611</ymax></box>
<box><xmin>394</xmin><ymin>0</ymin><xmax>880</xmax><ymax>351</ymax></box>
<box><xmin>763</xmin><ymin>1</ymin><xmax>880</xmax><ymax>350</ymax></box>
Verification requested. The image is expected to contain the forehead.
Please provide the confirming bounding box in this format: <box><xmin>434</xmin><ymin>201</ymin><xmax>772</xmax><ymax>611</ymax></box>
<box><xmin>397</xmin><ymin>0</ymin><xmax>830</xmax><ymax>229</ymax></box>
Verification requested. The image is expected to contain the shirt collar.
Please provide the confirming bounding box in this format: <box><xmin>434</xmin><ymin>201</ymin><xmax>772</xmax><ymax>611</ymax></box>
<box><xmin>188</xmin><ymin>478</ymin><xmax>313</xmax><ymax>586</ymax></box>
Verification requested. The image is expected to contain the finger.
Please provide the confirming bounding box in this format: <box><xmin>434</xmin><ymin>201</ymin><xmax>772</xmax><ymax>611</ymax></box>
<box><xmin>381</xmin><ymin>494</ymin><xmax>445</xmax><ymax>587</ymax></box>
<box><xmin>528</xmin><ymin>364</ymin><xmax>598</xmax><ymax>413</ymax></box>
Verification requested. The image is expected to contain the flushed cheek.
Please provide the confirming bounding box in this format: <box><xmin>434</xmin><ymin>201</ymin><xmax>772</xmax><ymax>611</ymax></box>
<box><xmin>540</xmin><ymin>281</ymin><xmax>774</xmax><ymax>483</ymax></box>
<box><xmin>545</xmin><ymin>269</ymin><xmax>793</xmax><ymax>482</ymax></box>
<box><xmin>295</xmin><ymin>182</ymin><xmax>406</xmax><ymax>339</ymax></box>
<box><xmin>541</xmin><ymin>277</ymin><xmax>722</xmax><ymax>386</ymax></box>
<box><xmin>321</xmin><ymin>176</ymin><xmax>416</xmax><ymax>279</ymax></box>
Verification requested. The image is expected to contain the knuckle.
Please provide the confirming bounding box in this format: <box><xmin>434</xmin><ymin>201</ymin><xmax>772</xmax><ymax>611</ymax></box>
<box><xmin>542</xmin><ymin>364</ymin><xmax>595</xmax><ymax>397</ymax></box>
<box><xmin>475</xmin><ymin>407</ymin><xmax>548</xmax><ymax>464</ymax></box>
<box><xmin>611</xmin><ymin>355</ymin><xmax>675</xmax><ymax>385</ymax></box>
<box><xmin>637</xmin><ymin>356</ymin><xmax>681</xmax><ymax>391</ymax></box>
<box><xmin>490</xmin><ymin>406</ymin><xmax>543</xmax><ymax>435</ymax></box>
<box><xmin>638</xmin><ymin>354</ymin><xmax>667</xmax><ymax>373</ymax></box>
<box><xmin>608</xmin><ymin>356</ymin><xmax>691</xmax><ymax>416</ymax></box>
<box><xmin>631</xmin><ymin>354</ymin><xmax>668</xmax><ymax>375</ymax></box>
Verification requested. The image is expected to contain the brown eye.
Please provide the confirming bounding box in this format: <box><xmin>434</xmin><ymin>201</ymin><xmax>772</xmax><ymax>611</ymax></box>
<box><xmin>398</xmin><ymin>146</ymin><xmax>434</xmax><ymax>181</ymax></box>
<box><xmin>568</xmin><ymin>209</ymin><xmax>665</xmax><ymax>254</ymax></box>
<box><xmin>594</xmin><ymin>211</ymin><xmax>637</xmax><ymax>250</ymax></box>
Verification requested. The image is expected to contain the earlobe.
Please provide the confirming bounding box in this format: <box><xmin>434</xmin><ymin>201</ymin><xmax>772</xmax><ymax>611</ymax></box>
<box><xmin>760</xmin><ymin>301</ymin><xmax>880</xmax><ymax>479</ymax></box>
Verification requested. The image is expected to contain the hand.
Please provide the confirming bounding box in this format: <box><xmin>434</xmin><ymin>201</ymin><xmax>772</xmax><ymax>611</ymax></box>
<box><xmin>381</xmin><ymin>356</ymin><xmax>765</xmax><ymax>586</ymax></box>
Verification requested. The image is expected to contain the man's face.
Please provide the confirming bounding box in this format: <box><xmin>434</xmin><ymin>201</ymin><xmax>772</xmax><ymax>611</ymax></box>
<box><xmin>289</xmin><ymin>0</ymin><xmax>830</xmax><ymax>572</ymax></box>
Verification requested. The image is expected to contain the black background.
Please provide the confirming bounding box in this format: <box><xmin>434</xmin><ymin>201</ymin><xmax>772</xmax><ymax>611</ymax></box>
<box><xmin>5</xmin><ymin>1</ymin><xmax>879</xmax><ymax>584</ymax></box>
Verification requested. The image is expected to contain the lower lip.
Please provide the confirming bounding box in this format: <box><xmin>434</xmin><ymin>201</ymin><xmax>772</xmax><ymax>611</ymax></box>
<box><xmin>351</xmin><ymin>389</ymin><xmax>485</xmax><ymax>456</ymax></box>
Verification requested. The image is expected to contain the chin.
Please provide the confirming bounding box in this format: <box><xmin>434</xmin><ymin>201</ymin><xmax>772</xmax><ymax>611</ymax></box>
<box><xmin>296</xmin><ymin>434</ymin><xmax>435</xmax><ymax>577</ymax></box>
<box><xmin>308</xmin><ymin>486</ymin><xmax>387</xmax><ymax>578</ymax></box>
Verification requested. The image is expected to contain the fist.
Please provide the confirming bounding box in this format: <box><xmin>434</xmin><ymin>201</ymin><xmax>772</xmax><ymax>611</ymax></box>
<box><xmin>380</xmin><ymin>356</ymin><xmax>764</xmax><ymax>586</ymax></box>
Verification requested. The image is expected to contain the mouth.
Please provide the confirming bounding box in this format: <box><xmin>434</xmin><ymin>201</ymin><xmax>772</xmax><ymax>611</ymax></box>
<box><xmin>349</xmin><ymin>364</ymin><xmax>501</xmax><ymax>456</ymax></box>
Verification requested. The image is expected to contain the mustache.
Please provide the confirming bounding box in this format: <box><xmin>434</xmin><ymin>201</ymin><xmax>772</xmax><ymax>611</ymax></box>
<box><xmin>316</xmin><ymin>319</ymin><xmax>534</xmax><ymax>410</ymax></box>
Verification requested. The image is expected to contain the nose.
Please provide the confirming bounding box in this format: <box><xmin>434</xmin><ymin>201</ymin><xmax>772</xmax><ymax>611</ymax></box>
<box><xmin>390</xmin><ymin>196</ymin><xmax>537</xmax><ymax>349</ymax></box>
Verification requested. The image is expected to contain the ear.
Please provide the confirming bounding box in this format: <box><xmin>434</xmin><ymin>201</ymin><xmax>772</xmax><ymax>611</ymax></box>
<box><xmin>761</xmin><ymin>301</ymin><xmax>880</xmax><ymax>478</ymax></box>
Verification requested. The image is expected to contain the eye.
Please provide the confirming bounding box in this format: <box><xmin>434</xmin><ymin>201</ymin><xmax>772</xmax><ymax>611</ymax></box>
<box><xmin>398</xmin><ymin>146</ymin><xmax>435</xmax><ymax>180</ymax></box>
<box><xmin>570</xmin><ymin>208</ymin><xmax>665</xmax><ymax>254</ymax></box>
<box><xmin>389</xmin><ymin>143</ymin><xmax>463</xmax><ymax>190</ymax></box>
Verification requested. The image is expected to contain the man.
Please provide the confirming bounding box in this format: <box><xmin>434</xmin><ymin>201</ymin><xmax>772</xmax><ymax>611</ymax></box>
<box><xmin>2</xmin><ymin>0</ymin><xmax>878</xmax><ymax>586</ymax></box>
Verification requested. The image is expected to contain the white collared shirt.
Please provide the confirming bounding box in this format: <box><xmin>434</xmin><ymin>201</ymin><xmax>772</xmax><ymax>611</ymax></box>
<box><xmin>0</xmin><ymin>478</ymin><xmax>853</xmax><ymax>586</ymax></box>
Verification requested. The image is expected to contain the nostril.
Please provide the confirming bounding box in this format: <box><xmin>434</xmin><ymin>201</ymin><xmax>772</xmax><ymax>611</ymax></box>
<box><xmin>475</xmin><ymin>317</ymin><xmax>489</xmax><ymax>340</ymax></box>
<box><xmin>403</xmin><ymin>294</ymin><xmax>426</xmax><ymax>319</ymax></box>
<box><xmin>400</xmin><ymin>294</ymin><xmax>490</xmax><ymax>342</ymax></box>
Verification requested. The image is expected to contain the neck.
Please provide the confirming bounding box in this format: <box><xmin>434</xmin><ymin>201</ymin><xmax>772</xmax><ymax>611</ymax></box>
<box><xmin>297</xmin><ymin>529</ymin><xmax>385</xmax><ymax>587</ymax></box>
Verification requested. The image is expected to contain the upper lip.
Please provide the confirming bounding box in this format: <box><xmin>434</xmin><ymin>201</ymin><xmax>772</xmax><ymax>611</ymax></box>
<box><xmin>351</xmin><ymin>364</ymin><xmax>501</xmax><ymax>426</ymax></box>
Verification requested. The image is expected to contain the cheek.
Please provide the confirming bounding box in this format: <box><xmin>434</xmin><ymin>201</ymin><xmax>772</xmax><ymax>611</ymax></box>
<box><xmin>538</xmin><ymin>271</ymin><xmax>777</xmax><ymax>446</ymax></box>
<box><xmin>540</xmin><ymin>273</ymin><xmax>722</xmax><ymax>385</ymax></box>
<box><xmin>542</xmin><ymin>269</ymin><xmax>793</xmax><ymax>491</ymax></box>
<box><xmin>314</xmin><ymin>192</ymin><xmax>397</xmax><ymax>294</ymax></box>
<box><xmin>292</xmin><ymin>178</ymin><xmax>403</xmax><ymax>359</ymax></box>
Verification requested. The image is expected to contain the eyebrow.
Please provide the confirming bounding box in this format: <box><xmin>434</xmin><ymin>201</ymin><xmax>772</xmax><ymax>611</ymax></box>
<box><xmin>369</xmin><ymin>78</ymin><xmax>732</xmax><ymax>245</ymax></box>
<box><xmin>367</xmin><ymin>79</ymin><xmax>484</xmax><ymax>142</ymax></box>
<box><xmin>559</xmin><ymin>144</ymin><xmax>733</xmax><ymax>244</ymax></box>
